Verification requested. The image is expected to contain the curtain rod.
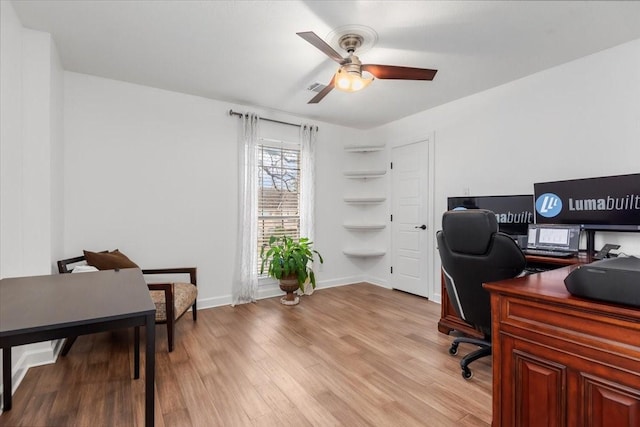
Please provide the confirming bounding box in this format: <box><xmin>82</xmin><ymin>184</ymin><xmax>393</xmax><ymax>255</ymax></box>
<box><xmin>229</xmin><ymin>109</ymin><xmax>313</xmax><ymax>129</ymax></box>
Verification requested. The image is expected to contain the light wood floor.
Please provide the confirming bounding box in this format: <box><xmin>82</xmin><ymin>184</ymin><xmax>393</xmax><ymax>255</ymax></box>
<box><xmin>0</xmin><ymin>283</ymin><xmax>492</xmax><ymax>426</ymax></box>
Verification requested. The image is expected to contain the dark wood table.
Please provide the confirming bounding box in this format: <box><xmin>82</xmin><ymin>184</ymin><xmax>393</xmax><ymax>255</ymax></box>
<box><xmin>0</xmin><ymin>268</ymin><xmax>156</xmax><ymax>427</ymax></box>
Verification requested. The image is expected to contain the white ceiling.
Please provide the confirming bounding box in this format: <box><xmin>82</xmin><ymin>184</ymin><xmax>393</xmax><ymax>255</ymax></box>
<box><xmin>11</xmin><ymin>0</ymin><xmax>640</xmax><ymax>129</ymax></box>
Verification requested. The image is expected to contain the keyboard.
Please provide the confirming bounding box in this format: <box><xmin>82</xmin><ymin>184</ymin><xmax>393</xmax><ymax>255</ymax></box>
<box><xmin>523</xmin><ymin>249</ymin><xmax>576</xmax><ymax>258</ymax></box>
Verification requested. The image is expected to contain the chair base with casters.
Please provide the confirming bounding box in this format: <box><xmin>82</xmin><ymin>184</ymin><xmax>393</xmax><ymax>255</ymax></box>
<box><xmin>57</xmin><ymin>254</ymin><xmax>197</xmax><ymax>353</ymax></box>
<box><xmin>448</xmin><ymin>336</ymin><xmax>492</xmax><ymax>379</ymax></box>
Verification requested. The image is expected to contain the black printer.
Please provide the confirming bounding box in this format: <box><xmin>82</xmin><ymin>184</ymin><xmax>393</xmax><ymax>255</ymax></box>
<box><xmin>564</xmin><ymin>256</ymin><xmax>640</xmax><ymax>308</ymax></box>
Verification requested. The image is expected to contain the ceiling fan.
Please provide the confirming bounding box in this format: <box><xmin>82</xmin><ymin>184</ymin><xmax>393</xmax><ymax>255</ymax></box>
<box><xmin>297</xmin><ymin>31</ymin><xmax>438</xmax><ymax>104</ymax></box>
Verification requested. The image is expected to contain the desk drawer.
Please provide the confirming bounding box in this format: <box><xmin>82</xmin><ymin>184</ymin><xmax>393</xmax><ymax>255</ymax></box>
<box><xmin>499</xmin><ymin>296</ymin><xmax>640</xmax><ymax>358</ymax></box>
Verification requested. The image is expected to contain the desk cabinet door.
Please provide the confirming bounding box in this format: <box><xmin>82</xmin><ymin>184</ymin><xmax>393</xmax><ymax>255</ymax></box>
<box><xmin>500</xmin><ymin>336</ymin><xmax>567</xmax><ymax>427</ymax></box>
<box><xmin>572</xmin><ymin>374</ymin><xmax>640</xmax><ymax>427</ymax></box>
<box><xmin>500</xmin><ymin>336</ymin><xmax>640</xmax><ymax>427</ymax></box>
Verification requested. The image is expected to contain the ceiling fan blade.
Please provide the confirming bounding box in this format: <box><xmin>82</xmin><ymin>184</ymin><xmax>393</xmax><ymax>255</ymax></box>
<box><xmin>308</xmin><ymin>76</ymin><xmax>335</xmax><ymax>104</ymax></box>
<box><xmin>297</xmin><ymin>31</ymin><xmax>345</xmax><ymax>64</ymax></box>
<box><xmin>362</xmin><ymin>64</ymin><xmax>438</xmax><ymax>81</ymax></box>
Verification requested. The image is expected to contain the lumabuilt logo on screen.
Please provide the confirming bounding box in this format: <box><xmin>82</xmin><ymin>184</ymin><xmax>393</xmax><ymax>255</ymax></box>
<box><xmin>536</xmin><ymin>193</ymin><xmax>563</xmax><ymax>218</ymax></box>
<box><xmin>452</xmin><ymin>206</ymin><xmax>532</xmax><ymax>224</ymax></box>
<box><xmin>568</xmin><ymin>194</ymin><xmax>640</xmax><ymax>212</ymax></box>
<box><xmin>494</xmin><ymin>211</ymin><xmax>532</xmax><ymax>224</ymax></box>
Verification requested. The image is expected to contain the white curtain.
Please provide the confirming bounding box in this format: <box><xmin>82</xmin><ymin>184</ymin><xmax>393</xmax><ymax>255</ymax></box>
<box><xmin>232</xmin><ymin>113</ymin><xmax>260</xmax><ymax>305</ymax></box>
<box><xmin>298</xmin><ymin>124</ymin><xmax>318</xmax><ymax>295</ymax></box>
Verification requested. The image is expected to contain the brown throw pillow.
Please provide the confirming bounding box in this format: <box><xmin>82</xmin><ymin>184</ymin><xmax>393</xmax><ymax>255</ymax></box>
<box><xmin>83</xmin><ymin>249</ymin><xmax>139</xmax><ymax>270</ymax></box>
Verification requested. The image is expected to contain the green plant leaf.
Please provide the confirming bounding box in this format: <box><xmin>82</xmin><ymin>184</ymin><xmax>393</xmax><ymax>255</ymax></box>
<box><xmin>309</xmin><ymin>270</ymin><xmax>316</xmax><ymax>288</ymax></box>
<box><xmin>259</xmin><ymin>235</ymin><xmax>324</xmax><ymax>289</ymax></box>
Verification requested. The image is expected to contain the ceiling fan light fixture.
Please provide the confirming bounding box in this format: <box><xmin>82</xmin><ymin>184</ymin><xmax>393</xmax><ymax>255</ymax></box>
<box><xmin>298</xmin><ymin>30</ymin><xmax>437</xmax><ymax>104</ymax></box>
<box><xmin>334</xmin><ymin>68</ymin><xmax>373</xmax><ymax>93</ymax></box>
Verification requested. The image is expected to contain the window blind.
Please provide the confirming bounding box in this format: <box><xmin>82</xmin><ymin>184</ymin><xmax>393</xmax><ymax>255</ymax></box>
<box><xmin>256</xmin><ymin>141</ymin><xmax>301</xmax><ymax>275</ymax></box>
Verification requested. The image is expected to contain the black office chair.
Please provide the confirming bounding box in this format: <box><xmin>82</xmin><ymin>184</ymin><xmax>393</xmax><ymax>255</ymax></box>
<box><xmin>436</xmin><ymin>209</ymin><xmax>526</xmax><ymax>379</ymax></box>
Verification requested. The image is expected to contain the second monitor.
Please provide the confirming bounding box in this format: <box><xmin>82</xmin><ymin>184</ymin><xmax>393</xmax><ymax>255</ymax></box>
<box><xmin>447</xmin><ymin>194</ymin><xmax>534</xmax><ymax>236</ymax></box>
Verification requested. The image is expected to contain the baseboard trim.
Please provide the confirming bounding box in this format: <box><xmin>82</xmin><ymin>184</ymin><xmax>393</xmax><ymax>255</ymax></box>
<box><xmin>362</xmin><ymin>276</ymin><xmax>389</xmax><ymax>288</ymax></box>
<box><xmin>197</xmin><ymin>275</ymin><xmax>366</xmax><ymax>309</ymax></box>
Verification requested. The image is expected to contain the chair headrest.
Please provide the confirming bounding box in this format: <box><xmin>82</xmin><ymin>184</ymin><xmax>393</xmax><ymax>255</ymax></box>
<box><xmin>442</xmin><ymin>209</ymin><xmax>498</xmax><ymax>255</ymax></box>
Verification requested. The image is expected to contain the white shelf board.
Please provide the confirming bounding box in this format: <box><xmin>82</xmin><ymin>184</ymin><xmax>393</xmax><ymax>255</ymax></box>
<box><xmin>344</xmin><ymin>144</ymin><xmax>385</xmax><ymax>152</ymax></box>
<box><xmin>342</xmin><ymin>249</ymin><xmax>386</xmax><ymax>257</ymax></box>
<box><xmin>343</xmin><ymin>196</ymin><xmax>386</xmax><ymax>204</ymax></box>
<box><xmin>343</xmin><ymin>223</ymin><xmax>386</xmax><ymax>230</ymax></box>
<box><xmin>343</xmin><ymin>170</ymin><xmax>386</xmax><ymax>178</ymax></box>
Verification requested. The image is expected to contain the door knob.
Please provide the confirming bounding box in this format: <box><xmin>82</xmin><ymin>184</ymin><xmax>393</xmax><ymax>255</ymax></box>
<box><xmin>415</xmin><ymin>224</ymin><xmax>427</xmax><ymax>230</ymax></box>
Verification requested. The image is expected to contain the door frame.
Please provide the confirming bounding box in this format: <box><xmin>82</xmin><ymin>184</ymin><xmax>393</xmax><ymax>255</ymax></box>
<box><xmin>389</xmin><ymin>134</ymin><xmax>437</xmax><ymax>300</ymax></box>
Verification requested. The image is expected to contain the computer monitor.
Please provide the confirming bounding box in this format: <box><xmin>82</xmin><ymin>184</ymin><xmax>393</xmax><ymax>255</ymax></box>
<box><xmin>526</xmin><ymin>224</ymin><xmax>581</xmax><ymax>253</ymax></box>
<box><xmin>447</xmin><ymin>195</ymin><xmax>534</xmax><ymax>236</ymax></box>
<box><xmin>534</xmin><ymin>173</ymin><xmax>640</xmax><ymax>232</ymax></box>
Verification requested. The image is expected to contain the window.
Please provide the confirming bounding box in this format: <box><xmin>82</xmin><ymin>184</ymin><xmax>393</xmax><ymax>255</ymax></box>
<box><xmin>256</xmin><ymin>138</ymin><xmax>300</xmax><ymax>275</ymax></box>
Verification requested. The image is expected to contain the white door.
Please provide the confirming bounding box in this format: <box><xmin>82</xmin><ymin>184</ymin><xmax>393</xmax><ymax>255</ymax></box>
<box><xmin>391</xmin><ymin>141</ymin><xmax>429</xmax><ymax>297</ymax></box>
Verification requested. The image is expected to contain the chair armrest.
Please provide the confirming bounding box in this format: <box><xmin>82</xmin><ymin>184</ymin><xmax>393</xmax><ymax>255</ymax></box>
<box><xmin>146</xmin><ymin>282</ymin><xmax>174</xmax><ymax>322</ymax></box>
<box><xmin>142</xmin><ymin>267</ymin><xmax>197</xmax><ymax>286</ymax></box>
<box><xmin>147</xmin><ymin>282</ymin><xmax>174</xmax><ymax>292</ymax></box>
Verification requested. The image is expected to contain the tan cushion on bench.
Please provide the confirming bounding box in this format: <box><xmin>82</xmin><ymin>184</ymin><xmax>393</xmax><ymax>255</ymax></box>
<box><xmin>149</xmin><ymin>282</ymin><xmax>197</xmax><ymax>322</ymax></box>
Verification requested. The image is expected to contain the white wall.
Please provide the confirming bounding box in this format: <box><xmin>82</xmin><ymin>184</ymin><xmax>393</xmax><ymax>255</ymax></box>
<box><xmin>0</xmin><ymin>0</ymin><xmax>65</xmax><ymax>403</ymax></box>
<box><xmin>50</xmin><ymin>38</ymin><xmax>65</xmax><ymax>270</ymax></box>
<box><xmin>1</xmin><ymin>0</ymin><xmax>25</xmax><ymax>278</ymax></box>
<box><xmin>63</xmin><ymin>72</ymin><xmax>362</xmax><ymax>307</ymax></box>
<box><xmin>0</xmin><ymin>3</ymin><xmax>65</xmax><ymax>276</ymax></box>
<box><xmin>22</xmin><ymin>30</ymin><xmax>54</xmax><ymax>275</ymax></box>
<box><xmin>366</xmin><ymin>38</ymin><xmax>640</xmax><ymax>301</ymax></box>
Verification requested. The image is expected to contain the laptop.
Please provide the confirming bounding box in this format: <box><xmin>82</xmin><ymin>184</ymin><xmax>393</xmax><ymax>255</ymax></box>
<box><xmin>523</xmin><ymin>224</ymin><xmax>581</xmax><ymax>258</ymax></box>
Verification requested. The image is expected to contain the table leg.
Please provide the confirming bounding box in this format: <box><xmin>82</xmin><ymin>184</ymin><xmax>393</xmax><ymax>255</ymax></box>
<box><xmin>2</xmin><ymin>347</ymin><xmax>11</xmax><ymax>411</ymax></box>
<box><xmin>134</xmin><ymin>326</ymin><xmax>140</xmax><ymax>379</ymax></box>
<box><xmin>145</xmin><ymin>313</ymin><xmax>155</xmax><ymax>427</ymax></box>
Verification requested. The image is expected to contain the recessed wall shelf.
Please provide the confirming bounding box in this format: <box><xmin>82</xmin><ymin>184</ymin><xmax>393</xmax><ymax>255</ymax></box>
<box><xmin>343</xmin><ymin>170</ymin><xmax>386</xmax><ymax>178</ymax></box>
<box><xmin>343</xmin><ymin>143</ymin><xmax>387</xmax><ymax>261</ymax></box>
<box><xmin>343</xmin><ymin>196</ymin><xmax>386</xmax><ymax>204</ymax></box>
<box><xmin>343</xmin><ymin>223</ymin><xmax>386</xmax><ymax>230</ymax></box>
<box><xmin>344</xmin><ymin>144</ymin><xmax>385</xmax><ymax>153</ymax></box>
<box><xmin>343</xmin><ymin>249</ymin><xmax>386</xmax><ymax>257</ymax></box>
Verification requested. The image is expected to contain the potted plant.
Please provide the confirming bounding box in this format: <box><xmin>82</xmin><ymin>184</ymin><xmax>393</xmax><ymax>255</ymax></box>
<box><xmin>260</xmin><ymin>235</ymin><xmax>324</xmax><ymax>305</ymax></box>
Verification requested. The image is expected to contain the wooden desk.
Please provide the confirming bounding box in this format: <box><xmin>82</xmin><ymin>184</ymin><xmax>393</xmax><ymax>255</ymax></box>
<box><xmin>485</xmin><ymin>266</ymin><xmax>640</xmax><ymax>426</ymax></box>
<box><xmin>437</xmin><ymin>254</ymin><xmax>587</xmax><ymax>338</ymax></box>
<box><xmin>0</xmin><ymin>269</ymin><xmax>156</xmax><ymax>427</ymax></box>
